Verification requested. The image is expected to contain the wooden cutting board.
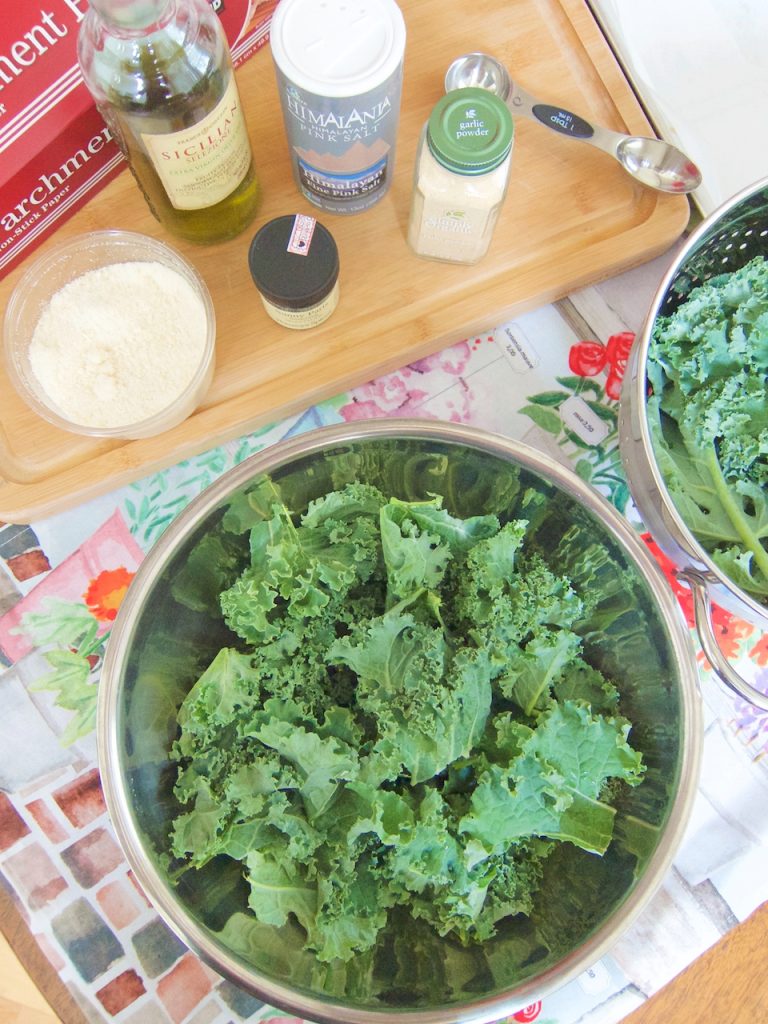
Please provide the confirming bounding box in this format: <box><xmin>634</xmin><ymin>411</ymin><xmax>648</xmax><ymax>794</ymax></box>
<box><xmin>0</xmin><ymin>0</ymin><xmax>690</xmax><ymax>523</ymax></box>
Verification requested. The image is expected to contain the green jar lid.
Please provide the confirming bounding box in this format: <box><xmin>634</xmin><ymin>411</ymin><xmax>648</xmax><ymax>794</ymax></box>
<box><xmin>427</xmin><ymin>87</ymin><xmax>514</xmax><ymax>174</ymax></box>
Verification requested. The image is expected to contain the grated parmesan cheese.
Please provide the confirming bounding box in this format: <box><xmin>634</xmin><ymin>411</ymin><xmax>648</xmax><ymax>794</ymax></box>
<box><xmin>28</xmin><ymin>260</ymin><xmax>208</xmax><ymax>429</ymax></box>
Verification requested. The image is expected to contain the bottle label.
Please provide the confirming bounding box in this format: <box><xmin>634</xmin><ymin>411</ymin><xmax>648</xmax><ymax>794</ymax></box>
<box><xmin>297</xmin><ymin>156</ymin><xmax>388</xmax><ymax>207</ymax></box>
<box><xmin>141</xmin><ymin>77</ymin><xmax>251</xmax><ymax>211</ymax></box>
<box><xmin>261</xmin><ymin>281</ymin><xmax>339</xmax><ymax>330</ymax></box>
<box><xmin>274</xmin><ymin>66</ymin><xmax>403</xmax><ymax>214</ymax></box>
<box><xmin>411</xmin><ymin>200</ymin><xmax>497</xmax><ymax>262</ymax></box>
<box><xmin>407</xmin><ymin>142</ymin><xmax>510</xmax><ymax>264</ymax></box>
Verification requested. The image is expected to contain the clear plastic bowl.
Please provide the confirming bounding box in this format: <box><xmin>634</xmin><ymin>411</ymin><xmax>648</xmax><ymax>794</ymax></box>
<box><xmin>3</xmin><ymin>230</ymin><xmax>216</xmax><ymax>440</ymax></box>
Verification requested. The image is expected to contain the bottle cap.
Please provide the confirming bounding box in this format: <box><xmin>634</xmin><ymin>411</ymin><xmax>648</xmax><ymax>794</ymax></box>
<box><xmin>427</xmin><ymin>87</ymin><xmax>514</xmax><ymax>174</ymax></box>
<box><xmin>248</xmin><ymin>215</ymin><xmax>339</xmax><ymax>310</ymax></box>
<box><xmin>86</xmin><ymin>0</ymin><xmax>167</xmax><ymax>28</ymax></box>
<box><xmin>270</xmin><ymin>0</ymin><xmax>406</xmax><ymax>98</ymax></box>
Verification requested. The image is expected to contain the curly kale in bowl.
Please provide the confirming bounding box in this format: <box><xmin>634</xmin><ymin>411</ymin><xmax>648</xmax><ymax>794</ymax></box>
<box><xmin>168</xmin><ymin>483</ymin><xmax>645</xmax><ymax>963</ymax></box>
<box><xmin>647</xmin><ymin>255</ymin><xmax>768</xmax><ymax>603</ymax></box>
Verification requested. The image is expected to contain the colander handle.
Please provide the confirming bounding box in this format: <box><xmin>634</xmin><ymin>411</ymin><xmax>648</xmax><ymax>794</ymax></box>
<box><xmin>678</xmin><ymin>568</ymin><xmax>768</xmax><ymax>712</ymax></box>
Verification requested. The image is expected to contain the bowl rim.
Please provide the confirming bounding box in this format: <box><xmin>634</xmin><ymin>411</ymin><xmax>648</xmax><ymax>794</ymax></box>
<box><xmin>98</xmin><ymin>419</ymin><xmax>703</xmax><ymax>1024</ymax></box>
<box><xmin>2</xmin><ymin>229</ymin><xmax>216</xmax><ymax>439</ymax></box>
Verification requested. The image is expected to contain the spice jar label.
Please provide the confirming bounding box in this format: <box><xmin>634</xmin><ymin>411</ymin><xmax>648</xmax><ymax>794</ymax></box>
<box><xmin>287</xmin><ymin>214</ymin><xmax>317</xmax><ymax>255</ymax></box>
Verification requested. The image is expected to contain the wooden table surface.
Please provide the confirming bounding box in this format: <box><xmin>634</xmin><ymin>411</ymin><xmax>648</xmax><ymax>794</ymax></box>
<box><xmin>624</xmin><ymin>901</ymin><xmax>768</xmax><ymax>1023</ymax></box>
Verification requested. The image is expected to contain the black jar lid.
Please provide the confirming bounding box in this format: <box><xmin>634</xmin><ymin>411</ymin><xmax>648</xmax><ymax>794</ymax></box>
<box><xmin>248</xmin><ymin>214</ymin><xmax>339</xmax><ymax>310</ymax></box>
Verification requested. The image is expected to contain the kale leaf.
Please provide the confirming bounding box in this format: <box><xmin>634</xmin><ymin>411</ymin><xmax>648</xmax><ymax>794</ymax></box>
<box><xmin>169</xmin><ymin>484</ymin><xmax>645</xmax><ymax>962</ymax></box>
<box><xmin>647</xmin><ymin>255</ymin><xmax>768</xmax><ymax>600</ymax></box>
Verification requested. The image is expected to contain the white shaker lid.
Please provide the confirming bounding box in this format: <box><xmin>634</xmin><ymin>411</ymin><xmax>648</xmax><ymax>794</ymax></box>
<box><xmin>270</xmin><ymin>0</ymin><xmax>406</xmax><ymax>98</ymax></box>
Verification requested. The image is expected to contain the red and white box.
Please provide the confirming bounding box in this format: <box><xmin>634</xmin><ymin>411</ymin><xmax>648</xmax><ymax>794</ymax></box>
<box><xmin>0</xmin><ymin>0</ymin><xmax>276</xmax><ymax>281</ymax></box>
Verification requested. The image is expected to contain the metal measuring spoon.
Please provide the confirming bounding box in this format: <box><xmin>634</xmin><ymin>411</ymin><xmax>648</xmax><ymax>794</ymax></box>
<box><xmin>444</xmin><ymin>52</ymin><xmax>702</xmax><ymax>195</ymax></box>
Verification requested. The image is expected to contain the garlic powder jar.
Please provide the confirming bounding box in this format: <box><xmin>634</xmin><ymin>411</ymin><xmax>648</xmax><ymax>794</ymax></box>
<box><xmin>408</xmin><ymin>88</ymin><xmax>514</xmax><ymax>265</ymax></box>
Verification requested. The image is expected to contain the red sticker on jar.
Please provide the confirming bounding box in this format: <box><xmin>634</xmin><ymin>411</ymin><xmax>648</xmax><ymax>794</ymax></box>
<box><xmin>287</xmin><ymin>214</ymin><xmax>316</xmax><ymax>255</ymax></box>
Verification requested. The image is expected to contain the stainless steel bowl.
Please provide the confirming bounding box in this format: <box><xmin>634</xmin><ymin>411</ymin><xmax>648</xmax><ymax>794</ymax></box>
<box><xmin>619</xmin><ymin>175</ymin><xmax>768</xmax><ymax>710</ymax></box>
<box><xmin>99</xmin><ymin>420</ymin><xmax>701</xmax><ymax>1024</ymax></box>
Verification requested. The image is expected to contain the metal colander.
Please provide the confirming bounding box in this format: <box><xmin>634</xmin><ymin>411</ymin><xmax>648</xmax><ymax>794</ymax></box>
<box><xmin>660</xmin><ymin>178</ymin><xmax>768</xmax><ymax>314</ymax></box>
<box><xmin>619</xmin><ymin>174</ymin><xmax>768</xmax><ymax>710</ymax></box>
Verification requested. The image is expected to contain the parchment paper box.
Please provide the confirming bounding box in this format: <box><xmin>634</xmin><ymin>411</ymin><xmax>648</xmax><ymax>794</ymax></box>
<box><xmin>0</xmin><ymin>0</ymin><xmax>277</xmax><ymax>282</ymax></box>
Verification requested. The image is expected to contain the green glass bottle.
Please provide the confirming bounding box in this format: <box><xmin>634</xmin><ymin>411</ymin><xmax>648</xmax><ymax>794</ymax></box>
<box><xmin>78</xmin><ymin>0</ymin><xmax>261</xmax><ymax>244</ymax></box>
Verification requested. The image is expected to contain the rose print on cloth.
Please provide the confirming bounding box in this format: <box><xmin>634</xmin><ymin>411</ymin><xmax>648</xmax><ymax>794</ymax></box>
<box><xmin>568</xmin><ymin>331</ymin><xmax>634</xmax><ymax>401</ymax></box>
<box><xmin>519</xmin><ymin>332</ymin><xmax>637</xmax><ymax>512</ymax></box>
<box><xmin>568</xmin><ymin>340</ymin><xmax>608</xmax><ymax>377</ymax></box>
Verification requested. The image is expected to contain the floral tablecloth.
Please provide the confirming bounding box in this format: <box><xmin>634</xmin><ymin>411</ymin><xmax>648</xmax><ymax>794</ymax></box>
<box><xmin>1</xmin><ymin>247</ymin><xmax>767</xmax><ymax>1024</ymax></box>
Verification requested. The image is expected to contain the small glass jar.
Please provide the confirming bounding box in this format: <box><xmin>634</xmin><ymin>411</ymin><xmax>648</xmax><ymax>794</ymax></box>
<box><xmin>248</xmin><ymin>214</ymin><xmax>340</xmax><ymax>329</ymax></box>
<box><xmin>407</xmin><ymin>87</ymin><xmax>514</xmax><ymax>265</ymax></box>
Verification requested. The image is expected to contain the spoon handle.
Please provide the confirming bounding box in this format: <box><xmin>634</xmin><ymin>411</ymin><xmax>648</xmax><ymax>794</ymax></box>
<box><xmin>528</xmin><ymin>102</ymin><xmax>595</xmax><ymax>139</ymax></box>
<box><xmin>510</xmin><ymin>84</ymin><xmax>625</xmax><ymax>158</ymax></box>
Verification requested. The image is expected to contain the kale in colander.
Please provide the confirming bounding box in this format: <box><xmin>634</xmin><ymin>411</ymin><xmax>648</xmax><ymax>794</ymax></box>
<box><xmin>647</xmin><ymin>255</ymin><xmax>768</xmax><ymax>602</ymax></box>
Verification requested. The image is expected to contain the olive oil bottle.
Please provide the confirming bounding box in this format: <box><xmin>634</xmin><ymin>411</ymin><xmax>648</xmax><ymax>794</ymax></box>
<box><xmin>78</xmin><ymin>0</ymin><xmax>261</xmax><ymax>244</ymax></box>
